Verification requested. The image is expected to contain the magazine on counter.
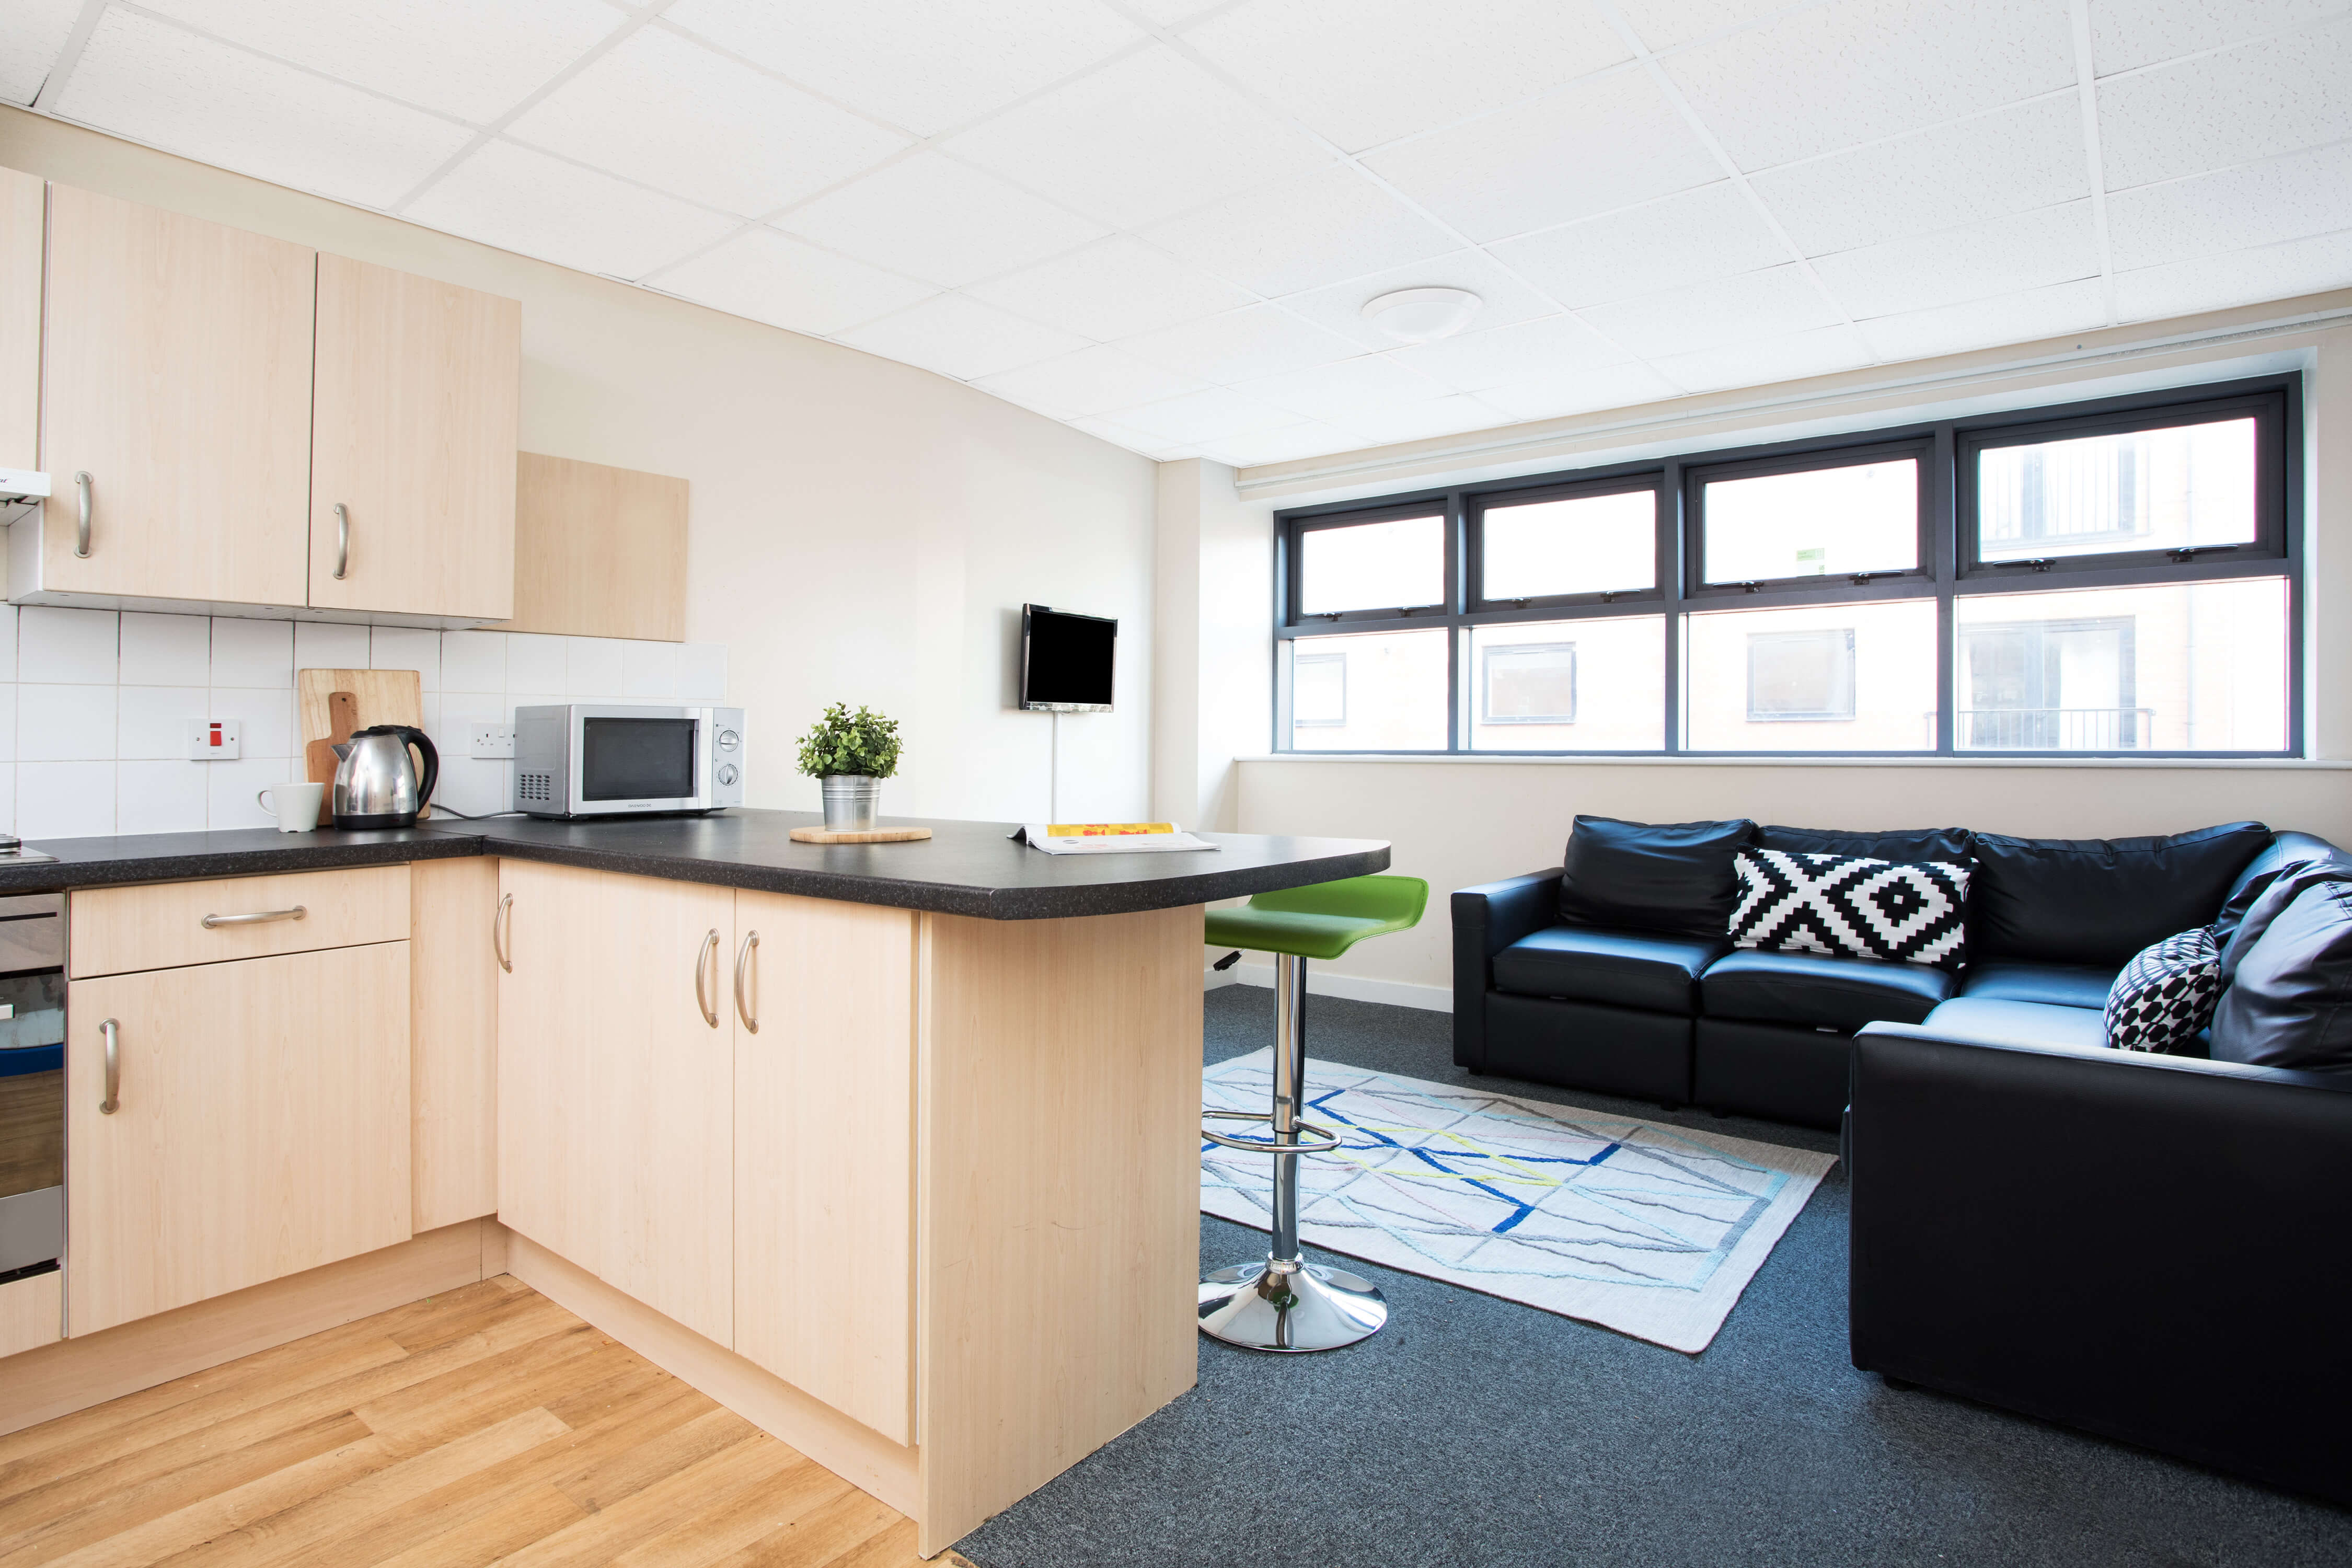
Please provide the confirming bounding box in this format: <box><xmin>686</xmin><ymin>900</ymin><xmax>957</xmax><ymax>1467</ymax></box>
<box><xmin>1010</xmin><ymin>822</ymin><xmax>1219</xmax><ymax>855</ymax></box>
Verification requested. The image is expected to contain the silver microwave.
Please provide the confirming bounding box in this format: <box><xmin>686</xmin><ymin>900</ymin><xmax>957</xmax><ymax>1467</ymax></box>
<box><xmin>513</xmin><ymin>705</ymin><xmax>744</xmax><ymax>818</ymax></box>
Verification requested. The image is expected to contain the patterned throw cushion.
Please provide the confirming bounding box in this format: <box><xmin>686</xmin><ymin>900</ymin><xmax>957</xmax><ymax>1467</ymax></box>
<box><xmin>1730</xmin><ymin>849</ymin><xmax>1970</xmax><ymax>968</ymax></box>
<box><xmin>2105</xmin><ymin>926</ymin><xmax>2223</xmax><ymax>1052</ymax></box>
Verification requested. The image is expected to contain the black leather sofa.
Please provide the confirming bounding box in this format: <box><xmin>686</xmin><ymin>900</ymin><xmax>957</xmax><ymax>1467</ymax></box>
<box><xmin>1452</xmin><ymin>818</ymin><xmax>2314</xmax><ymax>1129</ymax></box>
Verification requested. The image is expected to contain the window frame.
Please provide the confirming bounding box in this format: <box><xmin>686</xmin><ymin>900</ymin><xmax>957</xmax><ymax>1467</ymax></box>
<box><xmin>1271</xmin><ymin>372</ymin><xmax>2302</xmax><ymax>760</ymax></box>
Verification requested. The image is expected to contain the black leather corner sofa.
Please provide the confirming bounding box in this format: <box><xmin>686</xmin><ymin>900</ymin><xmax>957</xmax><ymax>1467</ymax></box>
<box><xmin>1457</xmin><ymin>815</ymin><xmax>2352</xmax><ymax>1505</ymax></box>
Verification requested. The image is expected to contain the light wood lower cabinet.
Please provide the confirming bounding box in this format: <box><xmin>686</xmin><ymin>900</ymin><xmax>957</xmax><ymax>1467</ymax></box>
<box><xmin>65</xmin><ymin>942</ymin><xmax>413</xmax><ymax>1337</ymax></box>
<box><xmin>496</xmin><ymin>859</ymin><xmax>733</xmax><ymax>1346</ymax></box>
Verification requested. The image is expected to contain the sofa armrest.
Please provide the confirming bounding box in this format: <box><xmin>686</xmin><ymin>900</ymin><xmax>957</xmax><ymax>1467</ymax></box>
<box><xmin>1848</xmin><ymin>1025</ymin><xmax>2352</xmax><ymax>1504</ymax></box>
<box><xmin>1450</xmin><ymin>869</ymin><xmax>1562</xmax><ymax>1070</ymax></box>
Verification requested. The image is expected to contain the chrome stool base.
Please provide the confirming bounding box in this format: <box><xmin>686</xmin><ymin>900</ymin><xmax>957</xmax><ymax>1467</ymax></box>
<box><xmin>1198</xmin><ymin>1256</ymin><xmax>1387</xmax><ymax>1353</ymax></box>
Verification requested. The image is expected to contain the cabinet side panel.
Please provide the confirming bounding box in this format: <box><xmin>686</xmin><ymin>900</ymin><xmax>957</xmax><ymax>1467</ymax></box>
<box><xmin>0</xmin><ymin>167</ymin><xmax>39</xmax><ymax>474</ymax></box>
<box><xmin>412</xmin><ymin>858</ymin><xmax>499</xmax><ymax>1230</ymax></box>
<box><xmin>916</xmin><ymin>903</ymin><xmax>1203</xmax><ymax>1555</ymax></box>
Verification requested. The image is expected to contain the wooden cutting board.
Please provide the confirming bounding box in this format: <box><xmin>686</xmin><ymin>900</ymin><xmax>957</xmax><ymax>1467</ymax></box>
<box><xmin>788</xmin><ymin>826</ymin><xmax>931</xmax><ymax>844</ymax></box>
<box><xmin>298</xmin><ymin>668</ymin><xmax>432</xmax><ymax>821</ymax></box>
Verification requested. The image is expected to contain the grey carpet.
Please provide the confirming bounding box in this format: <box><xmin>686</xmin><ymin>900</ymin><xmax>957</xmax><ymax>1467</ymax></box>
<box><xmin>955</xmin><ymin>985</ymin><xmax>2352</xmax><ymax>1568</ymax></box>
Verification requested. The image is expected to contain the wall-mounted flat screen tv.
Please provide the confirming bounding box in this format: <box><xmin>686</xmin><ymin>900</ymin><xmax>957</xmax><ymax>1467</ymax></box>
<box><xmin>1021</xmin><ymin>604</ymin><xmax>1116</xmax><ymax>712</ymax></box>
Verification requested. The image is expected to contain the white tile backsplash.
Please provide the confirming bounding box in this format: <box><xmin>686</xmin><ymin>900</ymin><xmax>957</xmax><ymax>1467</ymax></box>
<box><xmin>0</xmin><ymin>613</ymin><xmax>728</xmax><ymax>840</ymax></box>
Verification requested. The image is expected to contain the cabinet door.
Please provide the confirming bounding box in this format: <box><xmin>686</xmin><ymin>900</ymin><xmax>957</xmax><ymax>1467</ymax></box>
<box><xmin>65</xmin><ymin>943</ymin><xmax>412</xmax><ymax>1336</ymax></box>
<box><xmin>732</xmin><ymin>891</ymin><xmax>915</xmax><ymax>1442</ymax></box>
<box><xmin>40</xmin><ymin>183</ymin><xmax>314</xmax><ymax>606</ymax></box>
<box><xmin>310</xmin><ymin>255</ymin><xmax>520</xmax><ymax>619</ymax></box>
<box><xmin>497</xmin><ymin>861</ymin><xmax>733</xmax><ymax>1345</ymax></box>
<box><xmin>1</xmin><ymin>166</ymin><xmax>39</xmax><ymax>474</ymax></box>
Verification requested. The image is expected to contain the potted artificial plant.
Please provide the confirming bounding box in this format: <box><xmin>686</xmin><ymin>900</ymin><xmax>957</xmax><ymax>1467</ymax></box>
<box><xmin>796</xmin><ymin>702</ymin><xmax>902</xmax><ymax>832</ymax></box>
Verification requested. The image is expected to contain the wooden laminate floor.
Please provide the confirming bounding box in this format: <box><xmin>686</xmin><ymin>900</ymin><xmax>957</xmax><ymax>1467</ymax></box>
<box><xmin>0</xmin><ymin>1277</ymin><xmax>961</xmax><ymax>1568</ymax></box>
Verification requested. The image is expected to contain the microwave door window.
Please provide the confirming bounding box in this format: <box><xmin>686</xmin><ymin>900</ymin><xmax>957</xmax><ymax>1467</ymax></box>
<box><xmin>582</xmin><ymin>719</ymin><xmax>697</xmax><ymax>800</ymax></box>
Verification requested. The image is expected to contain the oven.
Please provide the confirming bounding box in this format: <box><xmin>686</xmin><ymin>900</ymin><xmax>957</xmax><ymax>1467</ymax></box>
<box><xmin>512</xmin><ymin>704</ymin><xmax>745</xmax><ymax>819</ymax></box>
<box><xmin>0</xmin><ymin>893</ymin><xmax>66</xmax><ymax>1287</ymax></box>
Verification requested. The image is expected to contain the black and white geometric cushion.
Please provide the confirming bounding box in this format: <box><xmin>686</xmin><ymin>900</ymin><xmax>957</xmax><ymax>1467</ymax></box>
<box><xmin>2104</xmin><ymin>926</ymin><xmax>2223</xmax><ymax>1052</ymax></box>
<box><xmin>1729</xmin><ymin>849</ymin><xmax>1970</xmax><ymax>968</ymax></box>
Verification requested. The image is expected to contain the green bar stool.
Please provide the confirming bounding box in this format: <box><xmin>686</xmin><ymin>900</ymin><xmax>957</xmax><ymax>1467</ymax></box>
<box><xmin>1199</xmin><ymin>873</ymin><xmax>1428</xmax><ymax>1353</ymax></box>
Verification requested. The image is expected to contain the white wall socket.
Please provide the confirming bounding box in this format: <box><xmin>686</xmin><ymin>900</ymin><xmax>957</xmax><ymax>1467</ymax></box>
<box><xmin>187</xmin><ymin>718</ymin><xmax>241</xmax><ymax>759</ymax></box>
<box><xmin>470</xmin><ymin>725</ymin><xmax>516</xmax><ymax>759</ymax></box>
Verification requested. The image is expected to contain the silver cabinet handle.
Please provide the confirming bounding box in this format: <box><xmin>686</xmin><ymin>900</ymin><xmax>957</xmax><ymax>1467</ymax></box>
<box><xmin>494</xmin><ymin>892</ymin><xmax>513</xmax><ymax>973</ymax></box>
<box><xmin>201</xmin><ymin>905</ymin><xmax>307</xmax><ymax>928</ymax></box>
<box><xmin>74</xmin><ymin>471</ymin><xmax>92</xmax><ymax>558</ymax></box>
<box><xmin>333</xmin><ymin>502</ymin><xmax>350</xmax><ymax>580</ymax></box>
<box><xmin>99</xmin><ymin>1018</ymin><xmax>120</xmax><ymax>1114</ymax></box>
<box><xmin>695</xmin><ymin>929</ymin><xmax>720</xmax><ymax>1028</ymax></box>
<box><xmin>733</xmin><ymin>930</ymin><xmax>759</xmax><ymax>1034</ymax></box>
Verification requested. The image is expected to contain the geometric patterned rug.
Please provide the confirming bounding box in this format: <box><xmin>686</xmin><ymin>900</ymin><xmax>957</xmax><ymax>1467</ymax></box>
<box><xmin>1201</xmin><ymin>1051</ymin><xmax>1837</xmax><ymax>1353</ymax></box>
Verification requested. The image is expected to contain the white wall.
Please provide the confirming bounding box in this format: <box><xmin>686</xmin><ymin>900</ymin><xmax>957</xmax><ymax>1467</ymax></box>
<box><xmin>1155</xmin><ymin>293</ymin><xmax>2352</xmax><ymax>1006</ymax></box>
<box><xmin>0</xmin><ymin>109</ymin><xmax>1158</xmax><ymax>829</ymax></box>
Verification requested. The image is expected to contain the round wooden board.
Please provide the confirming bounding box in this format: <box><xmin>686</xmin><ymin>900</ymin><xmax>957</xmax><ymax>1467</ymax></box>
<box><xmin>788</xmin><ymin>825</ymin><xmax>933</xmax><ymax>844</ymax></box>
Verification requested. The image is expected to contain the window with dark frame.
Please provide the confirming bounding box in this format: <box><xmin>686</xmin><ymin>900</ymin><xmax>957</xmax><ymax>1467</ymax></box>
<box><xmin>1272</xmin><ymin>374</ymin><xmax>2300</xmax><ymax>758</ymax></box>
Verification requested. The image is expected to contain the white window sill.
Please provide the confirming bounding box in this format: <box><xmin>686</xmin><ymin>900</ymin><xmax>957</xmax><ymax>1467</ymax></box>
<box><xmin>1238</xmin><ymin>753</ymin><xmax>2352</xmax><ymax>770</ymax></box>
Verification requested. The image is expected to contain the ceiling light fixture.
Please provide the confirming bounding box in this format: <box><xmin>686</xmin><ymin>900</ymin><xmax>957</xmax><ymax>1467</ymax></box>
<box><xmin>1361</xmin><ymin>285</ymin><xmax>1481</xmax><ymax>344</ymax></box>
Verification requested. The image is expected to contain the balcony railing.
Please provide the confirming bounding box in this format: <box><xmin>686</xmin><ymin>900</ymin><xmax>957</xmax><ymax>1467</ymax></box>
<box><xmin>1954</xmin><ymin>707</ymin><xmax>2156</xmax><ymax>751</ymax></box>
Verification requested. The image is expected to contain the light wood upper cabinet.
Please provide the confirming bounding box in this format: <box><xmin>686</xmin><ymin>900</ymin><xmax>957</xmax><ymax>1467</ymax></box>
<box><xmin>732</xmin><ymin>891</ymin><xmax>916</xmax><ymax>1444</ymax></box>
<box><xmin>497</xmin><ymin>860</ymin><xmax>734</xmax><ymax>1345</ymax></box>
<box><xmin>0</xmin><ymin>166</ymin><xmax>39</xmax><ymax>474</ymax></box>
<box><xmin>38</xmin><ymin>183</ymin><xmax>314</xmax><ymax>606</ymax></box>
<box><xmin>65</xmin><ymin>942</ymin><xmax>413</xmax><ymax>1337</ymax></box>
<box><xmin>501</xmin><ymin>453</ymin><xmax>688</xmax><ymax>642</ymax></box>
<box><xmin>310</xmin><ymin>255</ymin><xmax>520</xmax><ymax>620</ymax></box>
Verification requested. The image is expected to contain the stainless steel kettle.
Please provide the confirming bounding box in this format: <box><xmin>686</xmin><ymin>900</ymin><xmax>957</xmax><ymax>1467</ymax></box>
<box><xmin>331</xmin><ymin>725</ymin><xmax>440</xmax><ymax>829</ymax></box>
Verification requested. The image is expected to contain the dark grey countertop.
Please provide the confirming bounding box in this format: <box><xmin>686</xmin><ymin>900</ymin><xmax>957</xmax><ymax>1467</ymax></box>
<box><xmin>0</xmin><ymin>810</ymin><xmax>1390</xmax><ymax>919</ymax></box>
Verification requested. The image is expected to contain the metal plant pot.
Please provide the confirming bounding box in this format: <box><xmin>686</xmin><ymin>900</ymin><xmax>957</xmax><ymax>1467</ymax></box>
<box><xmin>821</xmin><ymin>775</ymin><xmax>881</xmax><ymax>832</ymax></box>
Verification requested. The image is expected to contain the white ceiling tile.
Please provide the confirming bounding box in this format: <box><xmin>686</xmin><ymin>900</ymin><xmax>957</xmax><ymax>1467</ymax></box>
<box><xmin>1229</xmin><ymin>355</ymin><xmax>1449</xmax><ymax>424</ymax></box>
<box><xmin>961</xmin><ymin>236</ymin><xmax>1252</xmax><ymax>342</ymax></box>
<box><xmin>774</xmin><ymin>152</ymin><xmax>1107</xmax><ymax>288</ymax></box>
<box><xmin>1812</xmin><ymin>200</ymin><xmax>2099</xmax><ymax>318</ymax></box>
<box><xmin>1132</xmin><ymin>0</ymin><xmax>1232</xmax><ymax>22</ymax></box>
<box><xmin>1115</xmin><ymin>305</ymin><xmax>1369</xmax><ymax>384</ymax></box>
<box><xmin>1136</xmin><ymin>165</ymin><xmax>1456</xmax><ymax>298</ymax></box>
<box><xmin>662</xmin><ymin>0</ymin><xmax>1144</xmax><ymax>138</ymax></box>
<box><xmin>1645</xmin><ymin>322</ymin><xmax>1872</xmax><ymax>393</ymax></box>
<box><xmin>1100</xmin><ymin>388</ymin><xmax>1306</xmax><ymax>446</ymax></box>
<box><xmin>1579</xmin><ymin>263</ymin><xmax>1841</xmax><ymax>359</ymax></box>
<box><xmin>132</xmin><ymin>0</ymin><xmax>620</xmax><ymax>124</ymax></box>
<box><xmin>1663</xmin><ymin>0</ymin><xmax>2075</xmax><ymax>171</ymax></box>
<box><xmin>1473</xmin><ymin>362</ymin><xmax>1682</xmax><ymax>421</ymax></box>
<box><xmin>942</xmin><ymin>44</ymin><xmax>1333</xmax><ymax>230</ymax></box>
<box><xmin>650</xmin><ymin>227</ymin><xmax>938</xmax><ymax>337</ymax></box>
<box><xmin>1612</xmin><ymin>1</ymin><xmax>1831</xmax><ymax>52</ymax></box>
<box><xmin>2097</xmin><ymin>16</ymin><xmax>2352</xmax><ymax>190</ymax></box>
<box><xmin>506</xmin><ymin>27</ymin><xmax>907</xmax><ymax>217</ymax></box>
<box><xmin>973</xmin><ymin>345</ymin><xmax>1211</xmax><ymax>419</ymax></box>
<box><xmin>1063</xmin><ymin>416</ymin><xmax>1163</xmax><ymax>458</ymax></box>
<box><xmin>54</xmin><ymin>9</ymin><xmax>477</xmax><ymax>211</ymax></box>
<box><xmin>406</xmin><ymin>140</ymin><xmax>739</xmax><ymax>278</ymax></box>
<box><xmin>1858</xmin><ymin>277</ymin><xmax>2109</xmax><ymax>363</ymax></box>
<box><xmin>2089</xmin><ymin>0</ymin><xmax>2350</xmax><ymax>74</ymax></box>
<box><xmin>1380</xmin><ymin>316</ymin><xmax>1632</xmax><ymax>394</ymax></box>
<box><xmin>1488</xmin><ymin>183</ymin><xmax>1788</xmax><ymax>308</ymax></box>
<box><xmin>1181</xmin><ymin>0</ymin><xmax>1629</xmax><ymax>153</ymax></box>
<box><xmin>1751</xmin><ymin>94</ymin><xmax>2086</xmax><ymax>256</ymax></box>
<box><xmin>1200</xmin><ymin>420</ymin><xmax>1367</xmax><ymax>467</ymax></box>
<box><xmin>836</xmin><ymin>292</ymin><xmax>1092</xmax><ymax>381</ymax></box>
<box><xmin>0</xmin><ymin>0</ymin><xmax>79</xmax><ymax>106</ymax></box>
<box><xmin>2113</xmin><ymin>227</ymin><xmax>2352</xmax><ymax>322</ymax></box>
<box><xmin>1345</xmin><ymin>394</ymin><xmax>1515</xmax><ymax>446</ymax></box>
<box><xmin>1363</xmin><ymin>67</ymin><xmax>1721</xmax><ymax>242</ymax></box>
<box><xmin>2107</xmin><ymin>141</ymin><xmax>2352</xmax><ymax>272</ymax></box>
<box><xmin>1277</xmin><ymin>250</ymin><xmax>1565</xmax><ymax>350</ymax></box>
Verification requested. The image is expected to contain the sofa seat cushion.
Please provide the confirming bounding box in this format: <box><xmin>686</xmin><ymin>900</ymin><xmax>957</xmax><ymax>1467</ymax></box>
<box><xmin>1959</xmin><ymin>959</ymin><xmax>2118</xmax><ymax>1010</ymax></box>
<box><xmin>1912</xmin><ymin>996</ymin><xmax>2112</xmax><ymax>1053</ymax></box>
<box><xmin>1492</xmin><ymin>924</ymin><xmax>1725</xmax><ymax>1013</ymax></box>
<box><xmin>1701</xmin><ymin>949</ymin><xmax>1952</xmax><ymax>1033</ymax></box>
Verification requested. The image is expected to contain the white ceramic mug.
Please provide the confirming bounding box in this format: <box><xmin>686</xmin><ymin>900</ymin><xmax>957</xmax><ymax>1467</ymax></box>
<box><xmin>257</xmin><ymin>782</ymin><xmax>326</xmax><ymax>833</ymax></box>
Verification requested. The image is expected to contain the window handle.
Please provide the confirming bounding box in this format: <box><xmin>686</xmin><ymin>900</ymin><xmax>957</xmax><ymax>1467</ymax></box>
<box><xmin>1997</xmin><ymin>558</ymin><xmax>2057</xmax><ymax>572</ymax></box>
<box><xmin>2167</xmin><ymin>545</ymin><xmax>2234</xmax><ymax>562</ymax></box>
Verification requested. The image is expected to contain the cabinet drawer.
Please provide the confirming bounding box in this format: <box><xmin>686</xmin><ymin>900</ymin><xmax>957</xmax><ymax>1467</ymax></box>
<box><xmin>70</xmin><ymin>867</ymin><xmax>410</xmax><ymax>978</ymax></box>
<box><xmin>0</xmin><ymin>1269</ymin><xmax>62</xmax><ymax>1359</ymax></box>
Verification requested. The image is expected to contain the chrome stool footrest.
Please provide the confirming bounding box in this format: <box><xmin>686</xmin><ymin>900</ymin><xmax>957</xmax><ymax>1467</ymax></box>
<box><xmin>1200</xmin><ymin>1108</ymin><xmax>1340</xmax><ymax>1155</ymax></box>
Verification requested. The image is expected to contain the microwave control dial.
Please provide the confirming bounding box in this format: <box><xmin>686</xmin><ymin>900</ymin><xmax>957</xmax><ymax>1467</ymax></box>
<box><xmin>716</xmin><ymin>763</ymin><xmax>739</xmax><ymax>786</ymax></box>
<box><xmin>716</xmin><ymin>728</ymin><xmax>740</xmax><ymax>752</ymax></box>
